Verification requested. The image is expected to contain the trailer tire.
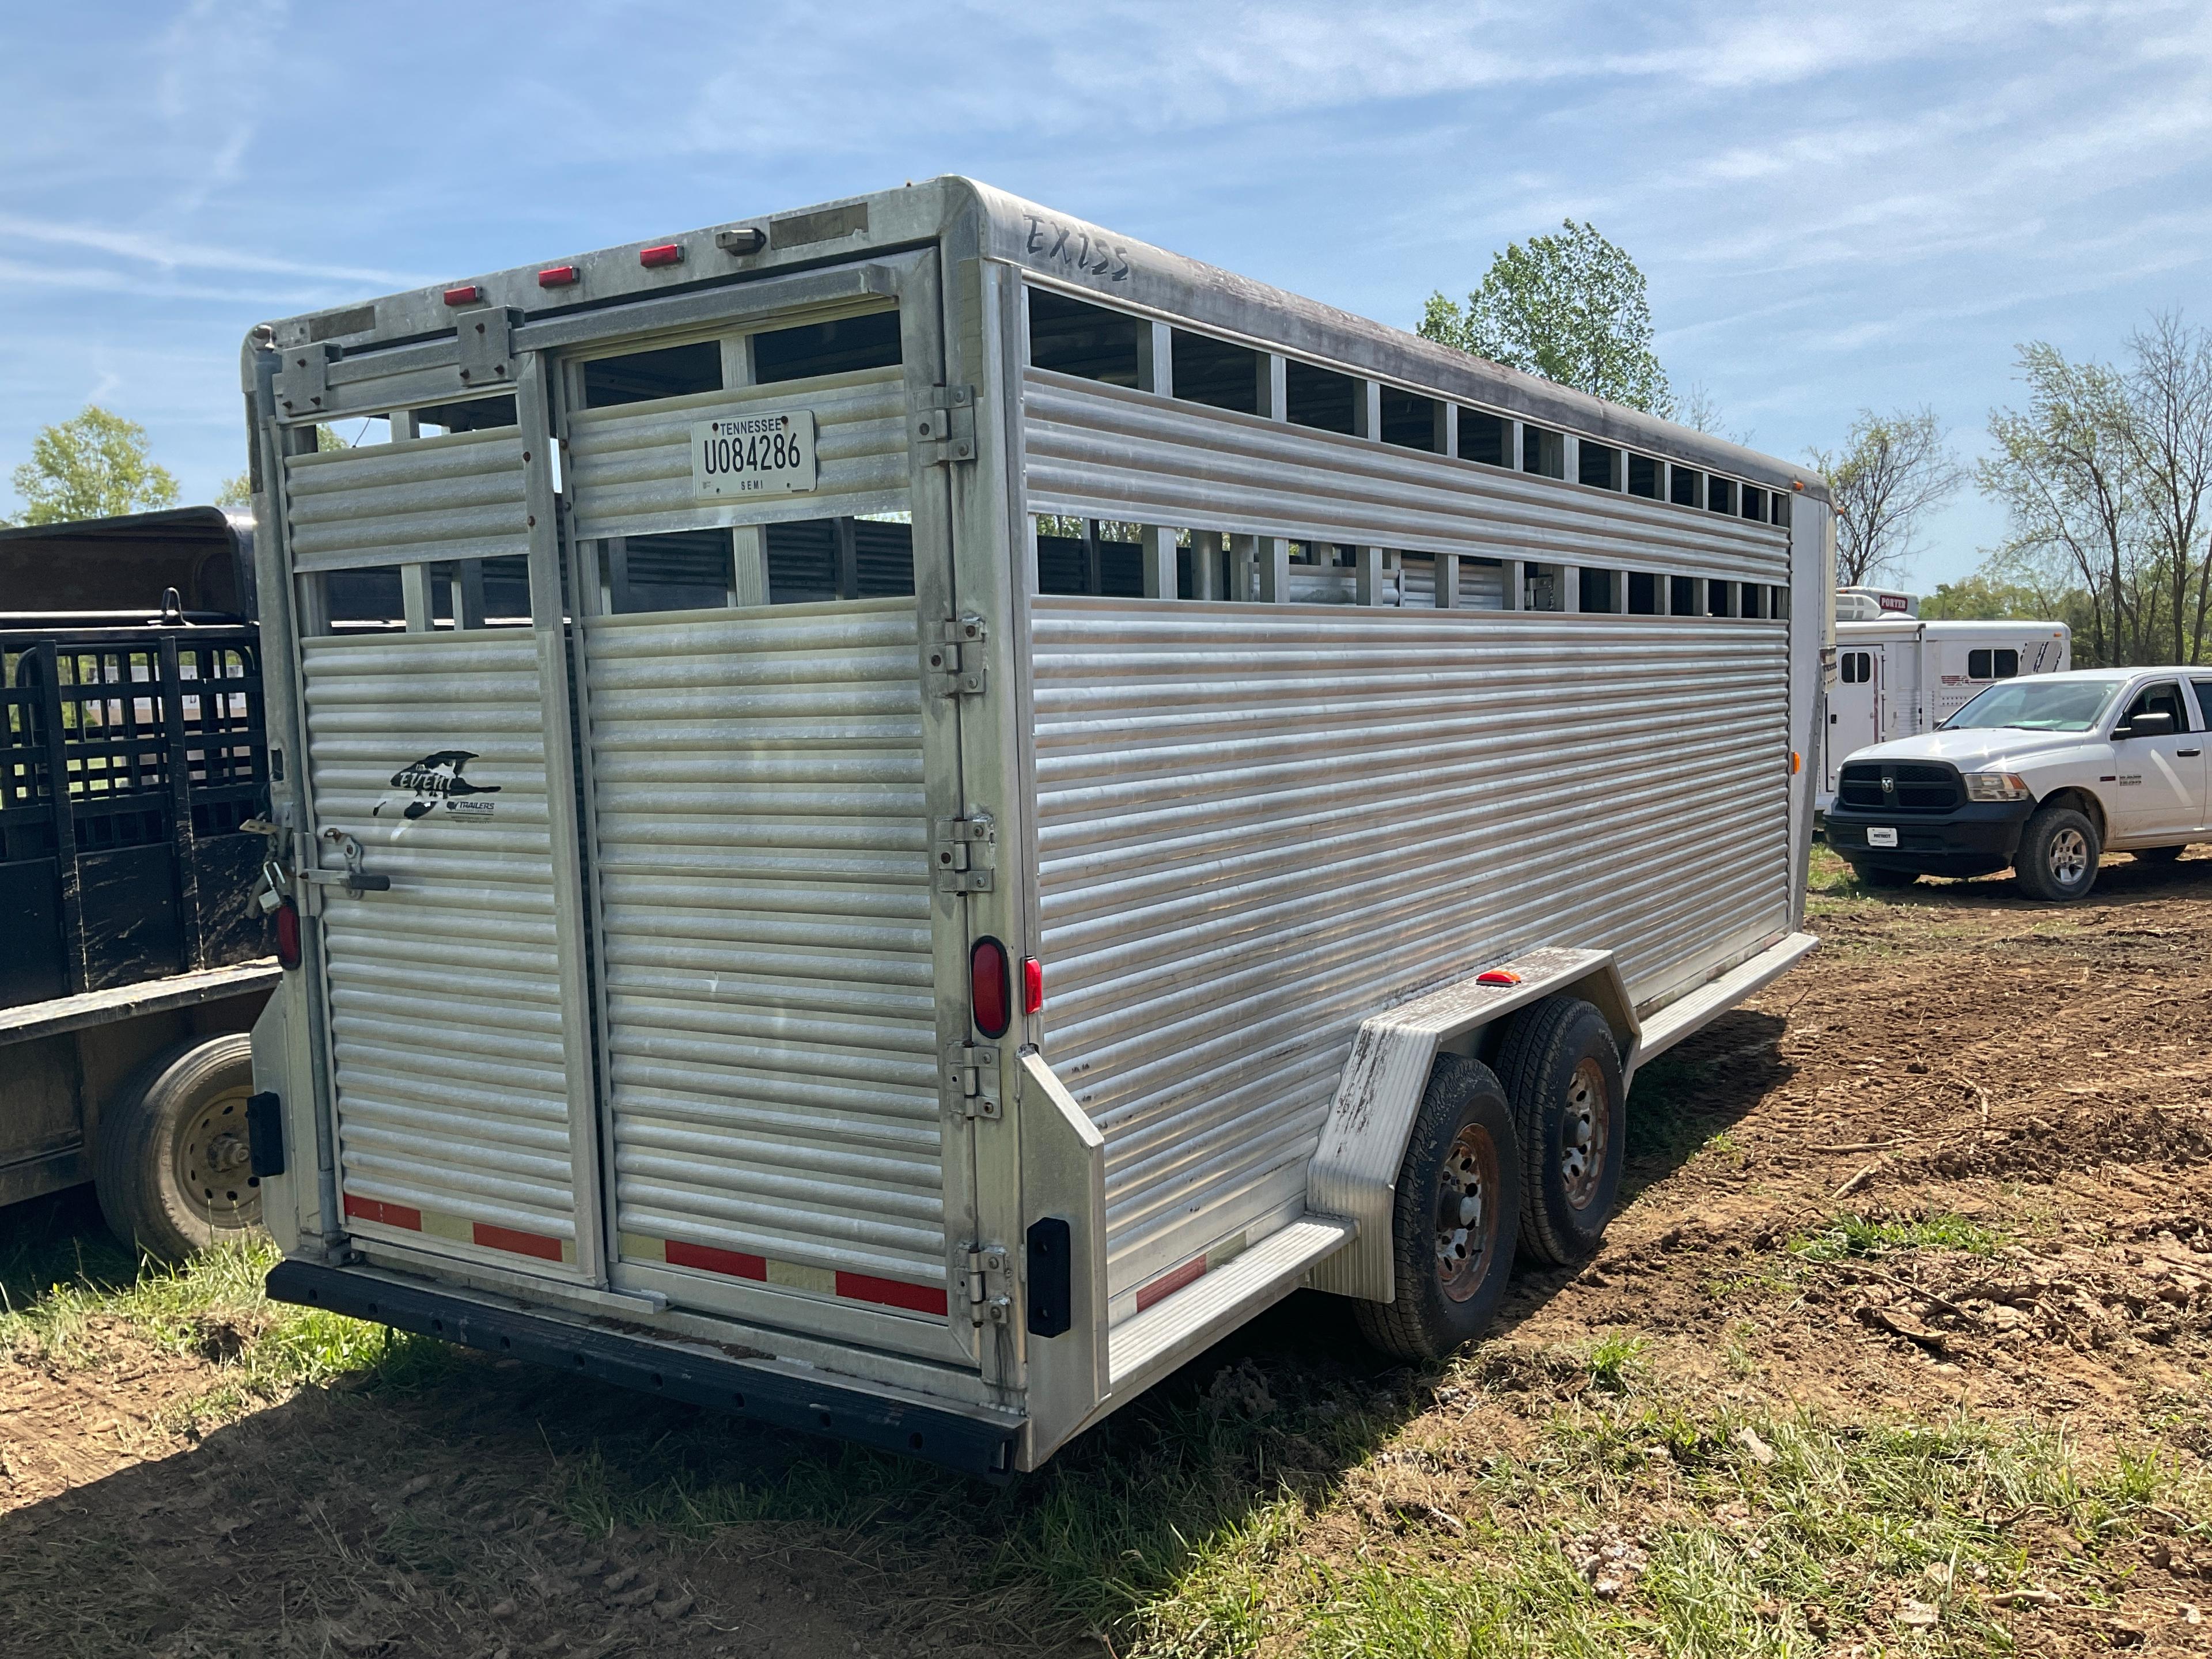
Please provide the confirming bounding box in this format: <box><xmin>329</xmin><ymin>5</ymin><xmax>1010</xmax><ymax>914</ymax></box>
<box><xmin>2013</xmin><ymin>804</ymin><xmax>2101</xmax><ymax>903</ymax></box>
<box><xmin>1849</xmin><ymin>861</ymin><xmax>1920</xmax><ymax>890</ymax></box>
<box><xmin>94</xmin><ymin>1034</ymin><xmax>262</xmax><ymax>1261</ymax></box>
<box><xmin>1354</xmin><ymin>1055</ymin><xmax>1521</xmax><ymax>1362</ymax></box>
<box><xmin>1495</xmin><ymin>997</ymin><xmax>1626</xmax><ymax>1267</ymax></box>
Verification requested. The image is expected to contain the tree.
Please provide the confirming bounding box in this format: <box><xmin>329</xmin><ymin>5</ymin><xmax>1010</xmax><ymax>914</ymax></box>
<box><xmin>8</xmin><ymin>406</ymin><xmax>180</xmax><ymax>525</ymax></box>
<box><xmin>2119</xmin><ymin>312</ymin><xmax>2212</xmax><ymax>664</ymax></box>
<box><xmin>1805</xmin><ymin>408</ymin><xmax>1966</xmax><ymax>588</ymax></box>
<box><xmin>1420</xmin><ymin>221</ymin><xmax>1672</xmax><ymax>415</ymax></box>
<box><xmin>1980</xmin><ymin>345</ymin><xmax>2150</xmax><ymax>667</ymax></box>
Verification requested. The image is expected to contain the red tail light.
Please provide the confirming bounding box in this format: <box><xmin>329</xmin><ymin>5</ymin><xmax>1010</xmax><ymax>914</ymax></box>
<box><xmin>536</xmin><ymin>264</ymin><xmax>579</xmax><ymax>288</ymax></box>
<box><xmin>274</xmin><ymin>899</ymin><xmax>302</xmax><ymax>969</ymax></box>
<box><xmin>442</xmin><ymin>284</ymin><xmax>482</xmax><ymax>306</ymax></box>
<box><xmin>1022</xmin><ymin>956</ymin><xmax>1043</xmax><ymax>1016</ymax></box>
<box><xmin>971</xmin><ymin>937</ymin><xmax>1010</xmax><ymax>1038</ymax></box>
<box><xmin>638</xmin><ymin>243</ymin><xmax>684</xmax><ymax>268</ymax></box>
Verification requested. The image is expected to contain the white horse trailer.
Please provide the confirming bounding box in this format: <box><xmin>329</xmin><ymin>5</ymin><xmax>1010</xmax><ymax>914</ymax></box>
<box><xmin>239</xmin><ymin>179</ymin><xmax>1827</xmax><ymax>1475</ymax></box>
<box><xmin>1821</xmin><ymin>616</ymin><xmax>2071</xmax><ymax>812</ymax></box>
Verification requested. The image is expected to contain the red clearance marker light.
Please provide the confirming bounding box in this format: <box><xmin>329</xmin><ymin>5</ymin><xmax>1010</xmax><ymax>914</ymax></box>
<box><xmin>442</xmin><ymin>284</ymin><xmax>482</xmax><ymax>306</ymax></box>
<box><xmin>537</xmin><ymin>265</ymin><xmax>579</xmax><ymax>289</ymax></box>
<box><xmin>971</xmin><ymin>937</ymin><xmax>1011</xmax><ymax>1038</ymax></box>
<box><xmin>1022</xmin><ymin>956</ymin><xmax>1044</xmax><ymax>1016</ymax></box>
<box><xmin>1476</xmin><ymin>968</ymin><xmax>1522</xmax><ymax>987</ymax></box>
<box><xmin>274</xmin><ymin>899</ymin><xmax>302</xmax><ymax>970</ymax></box>
<box><xmin>638</xmin><ymin>243</ymin><xmax>684</xmax><ymax>269</ymax></box>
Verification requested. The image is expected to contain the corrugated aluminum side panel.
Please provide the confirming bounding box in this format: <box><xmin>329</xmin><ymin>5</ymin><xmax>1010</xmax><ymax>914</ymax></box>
<box><xmin>301</xmin><ymin>630</ymin><xmax>584</xmax><ymax>1260</ymax></box>
<box><xmin>581</xmin><ymin>599</ymin><xmax>948</xmax><ymax>1302</ymax></box>
<box><xmin>1031</xmin><ymin>603</ymin><xmax>1791</xmax><ymax>1304</ymax></box>
<box><xmin>566</xmin><ymin>366</ymin><xmax>909</xmax><ymax>543</ymax></box>
<box><xmin>285</xmin><ymin>429</ymin><xmax>528</xmax><ymax>575</ymax></box>
<box><xmin>1024</xmin><ymin>370</ymin><xmax>1787</xmax><ymax>585</ymax></box>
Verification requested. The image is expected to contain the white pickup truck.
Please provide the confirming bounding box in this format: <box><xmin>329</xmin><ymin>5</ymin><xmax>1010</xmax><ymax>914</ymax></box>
<box><xmin>1824</xmin><ymin>667</ymin><xmax>2212</xmax><ymax>901</ymax></box>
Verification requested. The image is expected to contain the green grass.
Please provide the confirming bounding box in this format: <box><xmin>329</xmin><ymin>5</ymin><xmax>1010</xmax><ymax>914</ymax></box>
<box><xmin>1</xmin><ymin>1195</ymin><xmax>450</xmax><ymax>1431</ymax></box>
<box><xmin>1789</xmin><ymin>1213</ymin><xmax>2004</xmax><ymax>1264</ymax></box>
<box><xmin>1583</xmin><ymin>1333</ymin><xmax>1647</xmax><ymax>1392</ymax></box>
<box><xmin>1128</xmin><ymin>1398</ymin><xmax>2209</xmax><ymax>1657</ymax></box>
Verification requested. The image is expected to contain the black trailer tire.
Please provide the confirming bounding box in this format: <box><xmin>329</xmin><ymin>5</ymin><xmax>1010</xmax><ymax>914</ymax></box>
<box><xmin>1849</xmin><ymin>861</ymin><xmax>1921</xmax><ymax>890</ymax></box>
<box><xmin>1353</xmin><ymin>1054</ymin><xmax>1522</xmax><ymax>1362</ymax></box>
<box><xmin>1495</xmin><ymin>997</ymin><xmax>1627</xmax><ymax>1267</ymax></box>
<box><xmin>94</xmin><ymin>1033</ymin><xmax>262</xmax><ymax>1260</ymax></box>
<box><xmin>2013</xmin><ymin>804</ymin><xmax>2101</xmax><ymax>903</ymax></box>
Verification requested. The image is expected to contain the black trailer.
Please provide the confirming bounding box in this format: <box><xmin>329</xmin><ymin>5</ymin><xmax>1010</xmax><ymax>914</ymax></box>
<box><xmin>1</xmin><ymin>507</ymin><xmax>278</xmax><ymax>1257</ymax></box>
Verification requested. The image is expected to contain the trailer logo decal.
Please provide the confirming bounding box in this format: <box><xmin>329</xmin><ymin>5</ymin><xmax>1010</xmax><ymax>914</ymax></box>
<box><xmin>380</xmin><ymin>750</ymin><xmax>502</xmax><ymax>820</ymax></box>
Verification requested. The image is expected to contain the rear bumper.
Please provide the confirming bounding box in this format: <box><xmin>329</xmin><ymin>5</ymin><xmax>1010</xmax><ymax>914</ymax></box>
<box><xmin>1823</xmin><ymin>800</ymin><xmax>2036</xmax><ymax>877</ymax></box>
<box><xmin>266</xmin><ymin>1259</ymin><xmax>1021</xmax><ymax>1478</ymax></box>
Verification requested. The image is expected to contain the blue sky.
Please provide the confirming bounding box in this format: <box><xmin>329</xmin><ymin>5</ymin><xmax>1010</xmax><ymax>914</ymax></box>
<box><xmin>3</xmin><ymin>1</ymin><xmax>2207</xmax><ymax>592</ymax></box>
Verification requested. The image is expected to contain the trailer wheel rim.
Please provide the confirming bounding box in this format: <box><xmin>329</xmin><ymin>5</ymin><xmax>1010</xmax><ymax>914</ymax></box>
<box><xmin>176</xmin><ymin>1085</ymin><xmax>259</xmax><ymax>1227</ymax></box>
<box><xmin>2049</xmin><ymin>826</ymin><xmax>2089</xmax><ymax>885</ymax></box>
<box><xmin>1433</xmin><ymin>1120</ymin><xmax>1502</xmax><ymax>1302</ymax></box>
<box><xmin>1560</xmin><ymin>1058</ymin><xmax>1610</xmax><ymax>1210</ymax></box>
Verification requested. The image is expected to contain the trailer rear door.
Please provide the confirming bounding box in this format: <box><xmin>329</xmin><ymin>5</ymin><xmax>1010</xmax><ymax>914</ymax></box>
<box><xmin>551</xmin><ymin>253</ymin><xmax>975</xmax><ymax>1361</ymax></box>
<box><xmin>267</xmin><ymin>253</ymin><xmax>976</xmax><ymax>1360</ymax></box>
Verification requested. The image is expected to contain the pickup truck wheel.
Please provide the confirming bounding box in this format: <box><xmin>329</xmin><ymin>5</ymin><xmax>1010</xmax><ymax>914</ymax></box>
<box><xmin>1354</xmin><ymin>1055</ymin><xmax>1521</xmax><ymax>1361</ymax></box>
<box><xmin>1849</xmin><ymin>861</ymin><xmax>1920</xmax><ymax>889</ymax></box>
<box><xmin>2013</xmin><ymin>805</ymin><xmax>2101</xmax><ymax>903</ymax></box>
<box><xmin>94</xmin><ymin>1034</ymin><xmax>262</xmax><ymax>1261</ymax></box>
<box><xmin>1496</xmin><ymin>997</ymin><xmax>1626</xmax><ymax>1266</ymax></box>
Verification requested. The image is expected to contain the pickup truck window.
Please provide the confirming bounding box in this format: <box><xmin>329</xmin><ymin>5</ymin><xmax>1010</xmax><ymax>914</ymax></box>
<box><xmin>1944</xmin><ymin>678</ymin><xmax>2124</xmax><ymax>732</ymax></box>
<box><xmin>2118</xmin><ymin>681</ymin><xmax>2192</xmax><ymax>733</ymax></box>
<box><xmin>2194</xmin><ymin>681</ymin><xmax>2212</xmax><ymax>728</ymax></box>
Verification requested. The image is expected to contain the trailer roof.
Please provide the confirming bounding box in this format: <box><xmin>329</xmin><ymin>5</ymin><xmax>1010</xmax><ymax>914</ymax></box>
<box><xmin>251</xmin><ymin>177</ymin><xmax>1826</xmax><ymax>503</ymax></box>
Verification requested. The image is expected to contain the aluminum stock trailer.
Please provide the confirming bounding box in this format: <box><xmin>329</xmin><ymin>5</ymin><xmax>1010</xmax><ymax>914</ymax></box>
<box><xmin>239</xmin><ymin>179</ymin><xmax>1828</xmax><ymax>1475</ymax></box>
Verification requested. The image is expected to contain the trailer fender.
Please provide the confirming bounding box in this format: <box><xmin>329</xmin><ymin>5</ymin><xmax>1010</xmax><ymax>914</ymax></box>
<box><xmin>1305</xmin><ymin>948</ymin><xmax>1637</xmax><ymax>1304</ymax></box>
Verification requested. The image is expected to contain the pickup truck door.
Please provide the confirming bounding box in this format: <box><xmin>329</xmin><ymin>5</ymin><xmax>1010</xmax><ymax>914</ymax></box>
<box><xmin>2107</xmin><ymin>680</ymin><xmax>2205</xmax><ymax>842</ymax></box>
<box><xmin>2194</xmin><ymin>680</ymin><xmax>2212</xmax><ymax>829</ymax></box>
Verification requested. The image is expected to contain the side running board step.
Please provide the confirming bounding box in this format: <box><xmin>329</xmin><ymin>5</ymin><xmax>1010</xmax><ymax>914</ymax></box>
<box><xmin>1106</xmin><ymin>1215</ymin><xmax>1354</xmax><ymax>1399</ymax></box>
<box><xmin>1630</xmin><ymin>930</ymin><xmax>1818</xmax><ymax>1078</ymax></box>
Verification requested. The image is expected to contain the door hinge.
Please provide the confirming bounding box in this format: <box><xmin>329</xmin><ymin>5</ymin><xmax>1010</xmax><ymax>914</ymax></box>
<box><xmin>934</xmin><ymin>814</ymin><xmax>995</xmax><ymax>892</ymax></box>
<box><xmin>915</xmin><ymin>385</ymin><xmax>977</xmax><ymax>464</ymax></box>
<box><xmin>926</xmin><ymin>616</ymin><xmax>988</xmax><ymax>699</ymax></box>
<box><xmin>945</xmin><ymin>1040</ymin><xmax>1002</xmax><ymax>1118</ymax></box>
<box><xmin>965</xmin><ymin>1244</ymin><xmax>1013</xmax><ymax>1326</ymax></box>
<box><xmin>456</xmin><ymin>305</ymin><xmax>518</xmax><ymax>387</ymax></box>
<box><xmin>274</xmin><ymin>344</ymin><xmax>338</xmax><ymax>418</ymax></box>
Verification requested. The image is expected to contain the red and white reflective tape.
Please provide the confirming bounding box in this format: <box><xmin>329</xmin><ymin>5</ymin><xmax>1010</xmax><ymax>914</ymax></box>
<box><xmin>1133</xmin><ymin>1229</ymin><xmax>1251</xmax><ymax>1313</ymax></box>
<box><xmin>343</xmin><ymin>1193</ymin><xmax>575</xmax><ymax>1265</ymax></box>
<box><xmin>619</xmin><ymin>1232</ymin><xmax>947</xmax><ymax>1317</ymax></box>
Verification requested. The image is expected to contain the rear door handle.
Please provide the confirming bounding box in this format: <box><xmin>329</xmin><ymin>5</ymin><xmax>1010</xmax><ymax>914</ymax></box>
<box><xmin>2179</xmin><ymin>748</ymin><xmax>2202</xmax><ymax>757</ymax></box>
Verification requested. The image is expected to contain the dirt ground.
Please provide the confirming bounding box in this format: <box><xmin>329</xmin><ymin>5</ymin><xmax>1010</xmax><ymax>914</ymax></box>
<box><xmin>5</xmin><ymin>850</ymin><xmax>2212</xmax><ymax>1657</ymax></box>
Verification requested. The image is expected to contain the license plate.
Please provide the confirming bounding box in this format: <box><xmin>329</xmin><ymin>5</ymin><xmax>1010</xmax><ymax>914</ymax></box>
<box><xmin>1866</xmin><ymin>826</ymin><xmax>1898</xmax><ymax>848</ymax></box>
<box><xmin>691</xmin><ymin>410</ymin><xmax>818</xmax><ymax>498</ymax></box>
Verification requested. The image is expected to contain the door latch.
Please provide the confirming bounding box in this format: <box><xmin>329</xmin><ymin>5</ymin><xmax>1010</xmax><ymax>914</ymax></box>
<box><xmin>297</xmin><ymin>829</ymin><xmax>392</xmax><ymax>897</ymax></box>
